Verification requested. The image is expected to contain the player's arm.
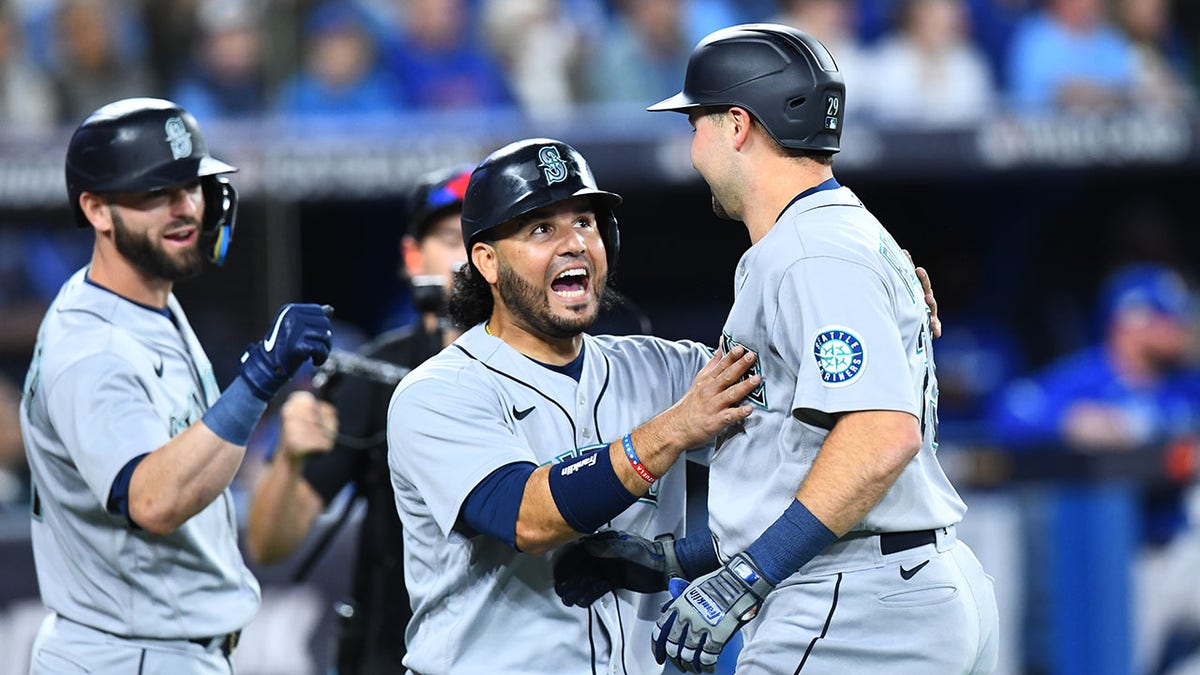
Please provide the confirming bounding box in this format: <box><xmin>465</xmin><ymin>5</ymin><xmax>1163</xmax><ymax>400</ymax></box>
<box><xmin>514</xmin><ymin>346</ymin><xmax>759</xmax><ymax>554</ymax></box>
<box><xmin>128</xmin><ymin>304</ymin><xmax>332</xmax><ymax>535</ymax></box>
<box><xmin>650</xmin><ymin>410</ymin><xmax>920</xmax><ymax>672</ymax></box>
<box><xmin>246</xmin><ymin>391</ymin><xmax>338</xmax><ymax>564</ymax></box>
<box><xmin>455</xmin><ymin>346</ymin><xmax>759</xmax><ymax>556</ymax></box>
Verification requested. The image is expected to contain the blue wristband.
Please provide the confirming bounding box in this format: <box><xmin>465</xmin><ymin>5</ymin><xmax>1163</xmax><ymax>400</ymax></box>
<box><xmin>744</xmin><ymin>499</ymin><xmax>837</xmax><ymax>585</ymax></box>
<box><xmin>673</xmin><ymin>528</ymin><xmax>721</xmax><ymax>579</ymax></box>
<box><xmin>622</xmin><ymin>433</ymin><xmax>657</xmax><ymax>483</ymax></box>
<box><xmin>547</xmin><ymin>447</ymin><xmax>638</xmax><ymax>533</ymax></box>
<box><xmin>201</xmin><ymin>376</ymin><xmax>269</xmax><ymax>446</ymax></box>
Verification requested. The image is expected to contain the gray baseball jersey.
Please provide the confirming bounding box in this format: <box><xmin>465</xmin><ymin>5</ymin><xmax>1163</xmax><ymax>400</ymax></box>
<box><xmin>709</xmin><ymin>185</ymin><xmax>966</xmax><ymax>557</ymax></box>
<box><xmin>708</xmin><ymin>185</ymin><xmax>996</xmax><ymax>673</ymax></box>
<box><xmin>20</xmin><ymin>268</ymin><xmax>260</xmax><ymax>639</ymax></box>
<box><xmin>388</xmin><ymin>325</ymin><xmax>712</xmax><ymax>675</ymax></box>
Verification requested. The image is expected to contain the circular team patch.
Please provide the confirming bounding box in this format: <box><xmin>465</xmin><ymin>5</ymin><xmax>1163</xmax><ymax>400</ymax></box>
<box><xmin>813</xmin><ymin>326</ymin><xmax>866</xmax><ymax>386</ymax></box>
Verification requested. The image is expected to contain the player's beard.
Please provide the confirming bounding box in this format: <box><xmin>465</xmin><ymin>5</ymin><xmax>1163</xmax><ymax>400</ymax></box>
<box><xmin>497</xmin><ymin>261</ymin><xmax>605</xmax><ymax>340</ymax></box>
<box><xmin>112</xmin><ymin>210</ymin><xmax>206</xmax><ymax>282</ymax></box>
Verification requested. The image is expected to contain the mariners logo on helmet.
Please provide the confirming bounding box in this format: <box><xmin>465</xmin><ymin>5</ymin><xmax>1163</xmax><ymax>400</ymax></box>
<box><xmin>165</xmin><ymin>117</ymin><xmax>192</xmax><ymax>160</ymax></box>
<box><xmin>538</xmin><ymin>146</ymin><xmax>568</xmax><ymax>185</ymax></box>
<box><xmin>813</xmin><ymin>327</ymin><xmax>866</xmax><ymax>386</ymax></box>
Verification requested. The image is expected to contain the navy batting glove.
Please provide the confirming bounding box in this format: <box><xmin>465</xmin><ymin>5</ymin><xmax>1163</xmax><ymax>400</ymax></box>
<box><xmin>554</xmin><ymin>531</ymin><xmax>684</xmax><ymax>607</ymax></box>
<box><xmin>651</xmin><ymin>553</ymin><xmax>775</xmax><ymax>673</ymax></box>
<box><xmin>238</xmin><ymin>303</ymin><xmax>333</xmax><ymax>400</ymax></box>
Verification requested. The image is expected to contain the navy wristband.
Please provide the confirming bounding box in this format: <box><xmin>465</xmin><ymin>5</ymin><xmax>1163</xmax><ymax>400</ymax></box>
<box><xmin>201</xmin><ymin>376</ymin><xmax>269</xmax><ymax>446</ymax></box>
<box><xmin>744</xmin><ymin>499</ymin><xmax>837</xmax><ymax>585</ymax></box>
<box><xmin>547</xmin><ymin>447</ymin><xmax>638</xmax><ymax>533</ymax></box>
<box><xmin>673</xmin><ymin>527</ymin><xmax>721</xmax><ymax>579</ymax></box>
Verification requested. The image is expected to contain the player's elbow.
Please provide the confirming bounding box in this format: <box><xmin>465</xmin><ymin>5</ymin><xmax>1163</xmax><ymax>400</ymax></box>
<box><xmin>880</xmin><ymin>417</ymin><xmax>923</xmax><ymax>475</ymax></box>
<box><xmin>514</xmin><ymin>521</ymin><xmax>562</xmax><ymax>556</ymax></box>
<box><xmin>129</xmin><ymin>498</ymin><xmax>185</xmax><ymax>536</ymax></box>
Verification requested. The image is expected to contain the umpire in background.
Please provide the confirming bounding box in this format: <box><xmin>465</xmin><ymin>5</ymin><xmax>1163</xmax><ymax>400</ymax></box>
<box><xmin>21</xmin><ymin>98</ymin><xmax>332</xmax><ymax>673</ymax></box>
<box><xmin>246</xmin><ymin>165</ymin><xmax>471</xmax><ymax>674</ymax></box>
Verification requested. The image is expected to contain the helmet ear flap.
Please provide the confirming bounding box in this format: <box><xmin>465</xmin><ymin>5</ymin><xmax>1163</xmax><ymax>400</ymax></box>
<box><xmin>200</xmin><ymin>176</ymin><xmax>238</xmax><ymax>265</ymax></box>
<box><xmin>601</xmin><ymin>210</ymin><xmax>619</xmax><ymax>269</ymax></box>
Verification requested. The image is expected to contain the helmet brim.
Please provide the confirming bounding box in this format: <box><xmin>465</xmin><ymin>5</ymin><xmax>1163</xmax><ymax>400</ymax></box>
<box><xmin>646</xmin><ymin>91</ymin><xmax>697</xmax><ymax>112</ymax></box>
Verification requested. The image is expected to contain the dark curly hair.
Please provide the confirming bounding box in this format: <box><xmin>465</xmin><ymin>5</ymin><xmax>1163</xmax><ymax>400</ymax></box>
<box><xmin>447</xmin><ymin>263</ymin><xmax>493</xmax><ymax>330</ymax></box>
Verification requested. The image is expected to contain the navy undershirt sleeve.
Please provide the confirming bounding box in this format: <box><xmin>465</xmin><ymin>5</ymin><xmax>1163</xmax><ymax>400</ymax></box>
<box><xmin>459</xmin><ymin>461</ymin><xmax>538</xmax><ymax>550</ymax></box>
<box><xmin>106</xmin><ymin>453</ymin><xmax>149</xmax><ymax>529</ymax></box>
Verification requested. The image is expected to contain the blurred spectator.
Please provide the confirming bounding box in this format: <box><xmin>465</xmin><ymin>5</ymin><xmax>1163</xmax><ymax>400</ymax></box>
<box><xmin>481</xmin><ymin>0</ymin><xmax>586</xmax><ymax>113</ymax></box>
<box><xmin>141</xmin><ymin>0</ymin><xmax>202</xmax><ymax>94</ymax></box>
<box><xmin>0</xmin><ymin>374</ymin><xmax>27</xmax><ymax>510</ymax></box>
<box><xmin>993</xmin><ymin>264</ymin><xmax>1198</xmax><ymax>449</ymax></box>
<box><xmin>381</xmin><ymin>0</ymin><xmax>512</xmax><ymax>110</ymax></box>
<box><xmin>965</xmin><ymin>0</ymin><xmax>1035</xmax><ymax>89</ymax></box>
<box><xmin>171</xmin><ymin>0</ymin><xmax>269</xmax><ymax>120</ymax></box>
<box><xmin>772</xmin><ymin>0</ymin><xmax>871</xmax><ymax>115</ymax></box>
<box><xmin>0</xmin><ymin>6</ymin><xmax>57</xmax><ymax>133</ymax></box>
<box><xmin>990</xmin><ymin>263</ymin><xmax>1200</xmax><ymax>674</ymax></box>
<box><xmin>1005</xmin><ymin>0</ymin><xmax>1137</xmax><ymax>112</ymax></box>
<box><xmin>868</xmin><ymin>0</ymin><xmax>996</xmax><ymax>127</ymax></box>
<box><xmin>1114</xmin><ymin>0</ymin><xmax>1194</xmax><ymax>111</ymax></box>
<box><xmin>275</xmin><ymin>1</ymin><xmax>407</xmax><ymax>118</ymax></box>
<box><xmin>581</xmin><ymin>0</ymin><xmax>691</xmax><ymax>104</ymax></box>
<box><xmin>49</xmin><ymin>0</ymin><xmax>155</xmax><ymax>124</ymax></box>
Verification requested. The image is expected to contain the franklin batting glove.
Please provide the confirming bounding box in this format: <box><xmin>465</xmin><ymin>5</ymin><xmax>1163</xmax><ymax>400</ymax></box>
<box><xmin>651</xmin><ymin>553</ymin><xmax>775</xmax><ymax>673</ymax></box>
<box><xmin>239</xmin><ymin>303</ymin><xmax>333</xmax><ymax>400</ymax></box>
<box><xmin>554</xmin><ymin>531</ymin><xmax>684</xmax><ymax>607</ymax></box>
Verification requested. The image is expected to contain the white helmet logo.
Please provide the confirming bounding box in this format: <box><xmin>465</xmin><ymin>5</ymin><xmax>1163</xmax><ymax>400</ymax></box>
<box><xmin>537</xmin><ymin>146</ymin><xmax>568</xmax><ymax>185</ymax></box>
<box><xmin>164</xmin><ymin>117</ymin><xmax>192</xmax><ymax>160</ymax></box>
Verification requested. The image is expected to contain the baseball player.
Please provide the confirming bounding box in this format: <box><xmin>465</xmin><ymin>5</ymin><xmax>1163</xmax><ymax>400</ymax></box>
<box><xmin>560</xmin><ymin>24</ymin><xmax>999</xmax><ymax>673</ymax></box>
<box><xmin>20</xmin><ymin>98</ymin><xmax>332</xmax><ymax>673</ymax></box>
<box><xmin>246</xmin><ymin>164</ymin><xmax>473</xmax><ymax>674</ymax></box>
<box><xmin>387</xmin><ymin>138</ymin><xmax>761</xmax><ymax>675</ymax></box>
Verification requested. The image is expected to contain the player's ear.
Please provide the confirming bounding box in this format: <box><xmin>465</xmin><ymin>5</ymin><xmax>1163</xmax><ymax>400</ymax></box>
<box><xmin>728</xmin><ymin>107</ymin><xmax>753</xmax><ymax>150</ymax></box>
<box><xmin>79</xmin><ymin>192</ymin><xmax>113</xmax><ymax>234</ymax></box>
<box><xmin>401</xmin><ymin>235</ymin><xmax>422</xmax><ymax>275</ymax></box>
<box><xmin>473</xmin><ymin>241</ymin><xmax>499</xmax><ymax>284</ymax></box>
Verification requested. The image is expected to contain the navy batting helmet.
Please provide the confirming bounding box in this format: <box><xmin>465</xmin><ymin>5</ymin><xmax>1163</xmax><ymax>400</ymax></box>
<box><xmin>65</xmin><ymin>97</ymin><xmax>240</xmax><ymax>265</ymax></box>
<box><xmin>648</xmin><ymin>23</ymin><xmax>845</xmax><ymax>153</ymax></box>
<box><xmin>460</xmin><ymin>138</ymin><xmax>621</xmax><ymax>271</ymax></box>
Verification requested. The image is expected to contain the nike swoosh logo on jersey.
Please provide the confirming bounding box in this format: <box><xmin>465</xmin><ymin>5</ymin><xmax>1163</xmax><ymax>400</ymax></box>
<box><xmin>264</xmin><ymin>307</ymin><xmax>291</xmax><ymax>352</ymax></box>
<box><xmin>154</xmin><ymin>356</ymin><xmax>164</xmax><ymax>378</ymax></box>
<box><xmin>900</xmin><ymin>560</ymin><xmax>930</xmax><ymax>580</ymax></box>
<box><xmin>513</xmin><ymin>405</ymin><xmax>535</xmax><ymax>420</ymax></box>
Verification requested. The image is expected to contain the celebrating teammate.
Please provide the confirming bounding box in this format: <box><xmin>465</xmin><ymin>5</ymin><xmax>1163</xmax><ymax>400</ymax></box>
<box><xmin>563</xmin><ymin>24</ymin><xmax>1000</xmax><ymax>673</ymax></box>
<box><xmin>20</xmin><ymin>98</ymin><xmax>332</xmax><ymax>672</ymax></box>
<box><xmin>246</xmin><ymin>165</ymin><xmax>472</xmax><ymax>674</ymax></box>
<box><xmin>387</xmin><ymin>138</ymin><xmax>760</xmax><ymax>674</ymax></box>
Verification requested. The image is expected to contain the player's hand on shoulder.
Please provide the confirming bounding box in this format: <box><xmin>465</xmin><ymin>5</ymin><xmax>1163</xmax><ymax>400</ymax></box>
<box><xmin>239</xmin><ymin>304</ymin><xmax>334</xmax><ymax>400</ymax></box>
<box><xmin>662</xmin><ymin>345</ymin><xmax>760</xmax><ymax>448</ymax></box>
<box><xmin>278</xmin><ymin>390</ymin><xmax>338</xmax><ymax>461</ymax></box>
<box><xmin>903</xmin><ymin>249</ymin><xmax>941</xmax><ymax>338</ymax></box>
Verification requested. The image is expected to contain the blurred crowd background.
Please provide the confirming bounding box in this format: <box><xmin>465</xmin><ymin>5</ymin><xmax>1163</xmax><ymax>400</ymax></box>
<box><xmin>0</xmin><ymin>0</ymin><xmax>1190</xmax><ymax>128</ymax></box>
<box><xmin>3</xmin><ymin>1</ymin><xmax>1200</xmax><ymax>674</ymax></box>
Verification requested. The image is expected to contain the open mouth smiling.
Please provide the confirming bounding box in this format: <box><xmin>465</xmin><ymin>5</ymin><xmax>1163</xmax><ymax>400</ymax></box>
<box><xmin>551</xmin><ymin>267</ymin><xmax>590</xmax><ymax>300</ymax></box>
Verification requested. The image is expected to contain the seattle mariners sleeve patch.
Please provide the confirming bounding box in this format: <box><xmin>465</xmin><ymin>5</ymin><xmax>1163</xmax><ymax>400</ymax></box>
<box><xmin>813</xmin><ymin>326</ymin><xmax>866</xmax><ymax>386</ymax></box>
